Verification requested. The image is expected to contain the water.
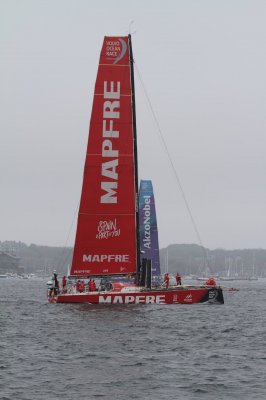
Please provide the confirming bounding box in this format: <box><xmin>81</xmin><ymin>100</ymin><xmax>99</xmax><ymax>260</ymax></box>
<box><xmin>1</xmin><ymin>278</ymin><xmax>266</xmax><ymax>400</ymax></box>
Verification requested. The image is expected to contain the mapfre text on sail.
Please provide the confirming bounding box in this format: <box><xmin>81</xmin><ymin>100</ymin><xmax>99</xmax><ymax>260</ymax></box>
<box><xmin>101</xmin><ymin>81</ymin><xmax>120</xmax><ymax>204</ymax></box>
<box><xmin>83</xmin><ymin>254</ymin><xmax>129</xmax><ymax>263</ymax></box>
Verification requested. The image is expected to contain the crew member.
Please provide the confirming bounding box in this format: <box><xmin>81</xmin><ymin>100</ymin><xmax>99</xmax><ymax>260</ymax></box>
<box><xmin>205</xmin><ymin>277</ymin><xmax>217</xmax><ymax>287</ymax></box>
<box><xmin>79</xmin><ymin>280</ymin><xmax>85</xmax><ymax>292</ymax></box>
<box><xmin>76</xmin><ymin>279</ymin><xmax>81</xmax><ymax>292</ymax></box>
<box><xmin>175</xmin><ymin>273</ymin><xmax>182</xmax><ymax>286</ymax></box>
<box><xmin>88</xmin><ymin>278</ymin><xmax>93</xmax><ymax>292</ymax></box>
<box><xmin>164</xmin><ymin>273</ymin><xmax>169</xmax><ymax>289</ymax></box>
<box><xmin>91</xmin><ymin>279</ymin><xmax>96</xmax><ymax>292</ymax></box>
<box><xmin>62</xmin><ymin>275</ymin><xmax>67</xmax><ymax>292</ymax></box>
<box><xmin>52</xmin><ymin>270</ymin><xmax>59</xmax><ymax>295</ymax></box>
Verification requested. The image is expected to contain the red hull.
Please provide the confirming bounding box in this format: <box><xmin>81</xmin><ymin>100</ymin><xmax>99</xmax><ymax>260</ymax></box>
<box><xmin>49</xmin><ymin>286</ymin><xmax>224</xmax><ymax>305</ymax></box>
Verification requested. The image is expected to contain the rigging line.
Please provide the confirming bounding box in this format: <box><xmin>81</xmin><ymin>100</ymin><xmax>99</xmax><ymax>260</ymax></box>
<box><xmin>57</xmin><ymin>203</ymin><xmax>79</xmax><ymax>271</ymax></box>
<box><xmin>134</xmin><ymin>62</ymin><xmax>209</xmax><ymax>261</ymax></box>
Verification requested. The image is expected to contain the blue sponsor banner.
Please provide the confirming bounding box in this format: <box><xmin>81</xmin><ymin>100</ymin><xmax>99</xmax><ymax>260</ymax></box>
<box><xmin>139</xmin><ymin>180</ymin><xmax>161</xmax><ymax>277</ymax></box>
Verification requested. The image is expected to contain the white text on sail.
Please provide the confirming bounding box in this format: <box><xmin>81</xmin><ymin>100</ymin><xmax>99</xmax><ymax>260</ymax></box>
<box><xmin>143</xmin><ymin>195</ymin><xmax>151</xmax><ymax>249</ymax></box>
<box><xmin>101</xmin><ymin>81</ymin><xmax>120</xmax><ymax>203</ymax></box>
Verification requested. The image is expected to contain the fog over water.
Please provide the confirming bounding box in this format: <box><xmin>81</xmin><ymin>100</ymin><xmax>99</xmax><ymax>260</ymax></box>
<box><xmin>1</xmin><ymin>0</ymin><xmax>265</xmax><ymax>249</ymax></box>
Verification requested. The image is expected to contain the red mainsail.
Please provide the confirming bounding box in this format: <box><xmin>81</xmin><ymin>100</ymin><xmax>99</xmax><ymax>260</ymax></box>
<box><xmin>70</xmin><ymin>36</ymin><xmax>137</xmax><ymax>276</ymax></box>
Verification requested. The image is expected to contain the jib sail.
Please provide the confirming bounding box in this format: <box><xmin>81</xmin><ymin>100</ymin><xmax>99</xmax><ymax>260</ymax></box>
<box><xmin>139</xmin><ymin>180</ymin><xmax>161</xmax><ymax>277</ymax></box>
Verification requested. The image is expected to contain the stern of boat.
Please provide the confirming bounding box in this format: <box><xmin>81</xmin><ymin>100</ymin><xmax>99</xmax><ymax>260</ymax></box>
<box><xmin>201</xmin><ymin>287</ymin><xmax>224</xmax><ymax>304</ymax></box>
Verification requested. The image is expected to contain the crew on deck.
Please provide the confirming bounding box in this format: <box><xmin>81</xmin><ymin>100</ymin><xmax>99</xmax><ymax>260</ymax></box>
<box><xmin>205</xmin><ymin>277</ymin><xmax>217</xmax><ymax>287</ymax></box>
<box><xmin>76</xmin><ymin>279</ymin><xmax>81</xmax><ymax>292</ymax></box>
<box><xmin>62</xmin><ymin>275</ymin><xmax>67</xmax><ymax>293</ymax></box>
<box><xmin>164</xmin><ymin>272</ymin><xmax>169</xmax><ymax>289</ymax></box>
<box><xmin>79</xmin><ymin>280</ymin><xmax>85</xmax><ymax>292</ymax></box>
<box><xmin>52</xmin><ymin>270</ymin><xmax>59</xmax><ymax>295</ymax></box>
<box><xmin>175</xmin><ymin>272</ymin><xmax>182</xmax><ymax>286</ymax></box>
<box><xmin>89</xmin><ymin>279</ymin><xmax>96</xmax><ymax>292</ymax></box>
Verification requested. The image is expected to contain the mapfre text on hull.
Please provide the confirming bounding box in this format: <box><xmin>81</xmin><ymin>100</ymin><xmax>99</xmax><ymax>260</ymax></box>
<box><xmin>49</xmin><ymin>286</ymin><xmax>224</xmax><ymax>305</ymax></box>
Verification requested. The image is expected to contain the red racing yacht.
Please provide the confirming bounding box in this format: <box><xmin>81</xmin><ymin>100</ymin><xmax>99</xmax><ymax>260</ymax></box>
<box><xmin>48</xmin><ymin>35</ymin><xmax>224</xmax><ymax>305</ymax></box>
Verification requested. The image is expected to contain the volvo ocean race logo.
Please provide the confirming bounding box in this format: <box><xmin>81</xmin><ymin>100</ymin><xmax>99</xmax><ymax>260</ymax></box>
<box><xmin>96</xmin><ymin>219</ymin><xmax>120</xmax><ymax>239</ymax></box>
<box><xmin>105</xmin><ymin>38</ymin><xmax>127</xmax><ymax>64</ymax></box>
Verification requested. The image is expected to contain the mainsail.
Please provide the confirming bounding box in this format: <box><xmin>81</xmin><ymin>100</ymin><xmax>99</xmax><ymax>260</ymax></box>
<box><xmin>70</xmin><ymin>36</ymin><xmax>138</xmax><ymax>276</ymax></box>
<box><xmin>139</xmin><ymin>180</ymin><xmax>161</xmax><ymax>277</ymax></box>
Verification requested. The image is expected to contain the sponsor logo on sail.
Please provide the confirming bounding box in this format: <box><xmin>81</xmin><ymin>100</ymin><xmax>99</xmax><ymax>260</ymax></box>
<box><xmin>96</xmin><ymin>219</ymin><xmax>120</xmax><ymax>239</ymax></box>
<box><xmin>100</xmin><ymin>39</ymin><xmax>128</xmax><ymax>203</ymax></box>
<box><xmin>105</xmin><ymin>38</ymin><xmax>127</xmax><ymax>64</ymax></box>
<box><xmin>73</xmin><ymin>268</ymin><xmax>91</xmax><ymax>275</ymax></box>
<box><xmin>142</xmin><ymin>195</ymin><xmax>151</xmax><ymax>249</ymax></box>
<box><xmin>100</xmin><ymin>80</ymin><xmax>120</xmax><ymax>204</ymax></box>
<box><xmin>83</xmin><ymin>254</ymin><xmax>129</xmax><ymax>263</ymax></box>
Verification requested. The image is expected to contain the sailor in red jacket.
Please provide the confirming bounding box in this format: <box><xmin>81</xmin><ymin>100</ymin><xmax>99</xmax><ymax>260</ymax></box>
<box><xmin>61</xmin><ymin>275</ymin><xmax>67</xmax><ymax>293</ymax></box>
<box><xmin>91</xmin><ymin>279</ymin><xmax>97</xmax><ymax>291</ymax></box>
<box><xmin>175</xmin><ymin>273</ymin><xmax>182</xmax><ymax>286</ymax></box>
<box><xmin>76</xmin><ymin>279</ymin><xmax>81</xmax><ymax>292</ymax></box>
<box><xmin>62</xmin><ymin>275</ymin><xmax>67</xmax><ymax>287</ymax></box>
<box><xmin>88</xmin><ymin>278</ymin><xmax>93</xmax><ymax>292</ymax></box>
<box><xmin>79</xmin><ymin>280</ymin><xmax>85</xmax><ymax>292</ymax></box>
<box><xmin>205</xmin><ymin>277</ymin><xmax>217</xmax><ymax>287</ymax></box>
<box><xmin>164</xmin><ymin>273</ymin><xmax>169</xmax><ymax>289</ymax></box>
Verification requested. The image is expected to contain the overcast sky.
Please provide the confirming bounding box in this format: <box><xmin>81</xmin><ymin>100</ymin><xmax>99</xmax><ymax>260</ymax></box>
<box><xmin>1</xmin><ymin>0</ymin><xmax>265</xmax><ymax>250</ymax></box>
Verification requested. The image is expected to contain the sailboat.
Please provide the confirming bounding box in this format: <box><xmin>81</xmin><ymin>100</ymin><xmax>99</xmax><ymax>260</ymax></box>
<box><xmin>48</xmin><ymin>35</ymin><xmax>224</xmax><ymax>304</ymax></box>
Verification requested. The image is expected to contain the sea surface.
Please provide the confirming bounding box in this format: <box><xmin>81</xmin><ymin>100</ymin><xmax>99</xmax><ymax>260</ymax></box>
<box><xmin>0</xmin><ymin>277</ymin><xmax>266</xmax><ymax>400</ymax></box>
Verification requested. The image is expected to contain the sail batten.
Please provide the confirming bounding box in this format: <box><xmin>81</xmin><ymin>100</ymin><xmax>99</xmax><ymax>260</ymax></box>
<box><xmin>70</xmin><ymin>36</ymin><xmax>137</xmax><ymax>277</ymax></box>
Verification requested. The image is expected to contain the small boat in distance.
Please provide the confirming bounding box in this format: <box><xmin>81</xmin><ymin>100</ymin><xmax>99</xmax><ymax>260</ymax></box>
<box><xmin>48</xmin><ymin>35</ymin><xmax>224</xmax><ymax>305</ymax></box>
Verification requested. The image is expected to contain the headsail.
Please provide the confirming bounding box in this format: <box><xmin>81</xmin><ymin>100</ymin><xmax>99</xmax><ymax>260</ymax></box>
<box><xmin>70</xmin><ymin>36</ymin><xmax>137</xmax><ymax>276</ymax></box>
<box><xmin>139</xmin><ymin>180</ymin><xmax>161</xmax><ymax>277</ymax></box>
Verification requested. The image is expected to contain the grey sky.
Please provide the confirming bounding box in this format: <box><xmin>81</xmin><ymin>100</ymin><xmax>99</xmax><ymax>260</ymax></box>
<box><xmin>1</xmin><ymin>0</ymin><xmax>265</xmax><ymax>250</ymax></box>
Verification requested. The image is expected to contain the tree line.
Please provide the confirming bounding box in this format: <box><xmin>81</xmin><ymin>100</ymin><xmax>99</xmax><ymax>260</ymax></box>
<box><xmin>1</xmin><ymin>241</ymin><xmax>265</xmax><ymax>277</ymax></box>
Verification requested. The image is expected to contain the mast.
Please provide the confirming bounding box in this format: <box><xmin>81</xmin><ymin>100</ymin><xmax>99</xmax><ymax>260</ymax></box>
<box><xmin>128</xmin><ymin>34</ymin><xmax>141</xmax><ymax>278</ymax></box>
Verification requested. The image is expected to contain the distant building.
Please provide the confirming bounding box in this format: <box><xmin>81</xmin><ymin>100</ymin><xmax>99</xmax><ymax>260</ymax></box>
<box><xmin>0</xmin><ymin>251</ymin><xmax>24</xmax><ymax>275</ymax></box>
